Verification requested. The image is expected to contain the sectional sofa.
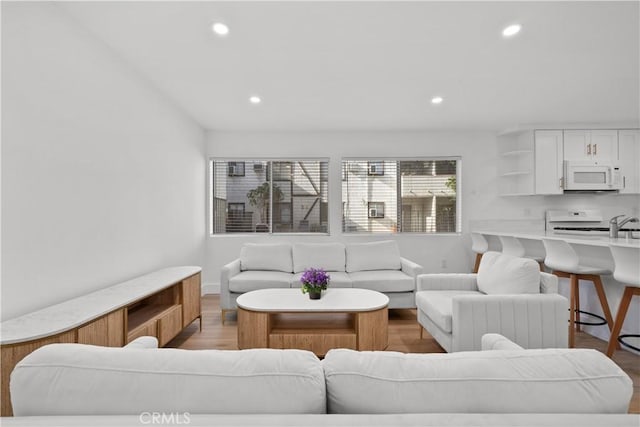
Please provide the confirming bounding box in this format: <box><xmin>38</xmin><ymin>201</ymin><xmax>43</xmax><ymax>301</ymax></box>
<box><xmin>220</xmin><ymin>241</ymin><xmax>422</xmax><ymax>322</ymax></box>
<box><xmin>6</xmin><ymin>334</ymin><xmax>636</xmax><ymax>426</ymax></box>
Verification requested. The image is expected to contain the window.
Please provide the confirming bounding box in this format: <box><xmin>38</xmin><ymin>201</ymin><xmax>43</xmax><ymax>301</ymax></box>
<box><xmin>228</xmin><ymin>203</ymin><xmax>245</xmax><ymax>216</ymax></box>
<box><xmin>211</xmin><ymin>159</ymin><xmax>329</xmax><ymax>234</ymax></box>
<box><xmin>269</xmin><ymin>161</ymin><xmax>292</xmax><ymax>181</ymax></box>
<box><xmin>368</xmin><ymin>202</ymin><xmax>385</xmax><ymax>218</ymax></box>
<box><xmin>342</xmin><ymin>158</ymin><xmax>460</xmax><ymax>233</ymax></box>
<box><xmin>368</xmin><ymin>161</ymin><xmax>385</xmax><ymax>175</ymax></box>
<box><xmin>226</xmin><ymin>203</ymin><xmax>247</xmax><ymax>232</ymax></box>
<box><xmin>228</xmin><ymin>161</ymin><xmax>245</xmax><ymax>177</ymax></box>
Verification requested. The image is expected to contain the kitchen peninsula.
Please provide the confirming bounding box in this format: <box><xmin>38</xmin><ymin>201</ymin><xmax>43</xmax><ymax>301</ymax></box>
<box><xmin>476</xmin><ymin>230</ymin><xmax>640</xmax><ymax>249</ymax></box>
<box><xmin>471</xmin><ymin>229</ymin><xmax>639</xmax><ymax>354</ymax></box>
<box><xmin>472</xmin><ymin>229</ymin><xmax>638</xmax><ymax>274</ymax></box>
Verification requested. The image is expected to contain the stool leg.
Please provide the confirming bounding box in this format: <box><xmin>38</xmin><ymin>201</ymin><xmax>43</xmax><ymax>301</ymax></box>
<box><xmin>606</xmin><ymin>287</ymin><xmax>636</xmax><ymax>357</ymax></box>
<box><xmin>420</xmin><ymin>326</ymin><xmax>424</xmax><ymax>339</ymax></box>
<box><xmin>575</xmin><ymin>278</ymin><xmax>581</xmax><ymax>332</ymax></box>
<box><xmin>473</xmin><ymin>253</ymin><xmax>482</xmax><ymax>273</ymax></box>
<box><xmin>591</xmin><ymin>275</ymin><xmax>616</xmax><ymax>332</ymax></box>
<box><xmin>591</xmin><ymin>274</ymin><xmax>620</xmax><ymax>350</ymax></box>
<box><xmin>569</xmin><ymin>274</ymin><xmax>578</xmax><ymax>348</ymax></box>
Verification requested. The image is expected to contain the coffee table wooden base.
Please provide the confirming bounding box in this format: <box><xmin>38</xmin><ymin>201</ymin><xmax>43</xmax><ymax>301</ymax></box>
<box><xmin>238</xmin><ymin>307</ymin><xmax>388</xmax><ymax>356</ymax></box>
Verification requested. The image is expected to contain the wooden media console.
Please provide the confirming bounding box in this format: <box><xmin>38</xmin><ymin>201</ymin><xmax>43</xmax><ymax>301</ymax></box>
<box><xmin>0</xmin><ymin>267</ymin><xmax>202</xmax><ymax>416</ymax></box>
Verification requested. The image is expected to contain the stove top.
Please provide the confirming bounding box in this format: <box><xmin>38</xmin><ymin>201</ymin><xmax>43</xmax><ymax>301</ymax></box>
<box><xmin>546</xmin><ymin>210</ymin><xmax>639</xmax><ymax>237</ymax></box>
<box><xmin>554</xmin><ymin>227</ymin><xmax>639</xmax><ymax>232</ymax></box>
<box><xmin>553</xmin><ymin>226</ymin><xmax>640</xmax><ymax>236</ymax></box>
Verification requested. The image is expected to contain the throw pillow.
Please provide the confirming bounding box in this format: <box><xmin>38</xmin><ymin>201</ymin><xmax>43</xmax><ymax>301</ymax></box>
<box><xmin>240</xmin><ymin>243</ymin><xmax>293</xmax><ymax>272</ymax></box>
<box><xmin>477</xmin><ymin>251</ymin><xmax>540</xmax><ymax>294</ymax></box>
<box><xmin>293</xmin><ymin>243</ymin><xmax>346</xmax><ymax>273</ymax></box>
<box><xmin>346</xmin><ymin>240</ymin><xmax>401</xmax><ymax>273</ymax></box>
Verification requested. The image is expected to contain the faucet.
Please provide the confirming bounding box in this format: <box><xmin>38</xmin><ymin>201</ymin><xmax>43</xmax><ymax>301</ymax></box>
<box><xmin>609</xmin><ymin>215</ymin><xmax>640</xmax><ymax>238</ymax></box>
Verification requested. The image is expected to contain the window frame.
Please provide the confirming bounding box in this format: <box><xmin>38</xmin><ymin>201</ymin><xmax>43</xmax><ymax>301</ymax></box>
<box><xmin>342</xmin><ymin>157</ymin><xmax>462</xmax><ymax>235</ymax></box>
<box><xmin>210</xmin><ymin>158</ymin><xmax>330</xmax><ymax>236</ymax></box>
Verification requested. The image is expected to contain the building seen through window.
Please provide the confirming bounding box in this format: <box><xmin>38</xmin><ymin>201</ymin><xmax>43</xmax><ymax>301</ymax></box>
<box><xmin>342</xmin><ymin>159</ymin><xmax>459</xmax><ymax>233</ymax></box>
<box><xmin>212</xmin><ymin>160</ymin><xmax>329</xmax><ymax>234</ymax></box>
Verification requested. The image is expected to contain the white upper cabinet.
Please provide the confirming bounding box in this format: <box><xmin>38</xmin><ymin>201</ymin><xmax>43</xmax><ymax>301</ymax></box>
<box><xmin>591</xmin><ymin>130</ymin><xmax>619</xmax><ymax>160</ymax></box>
<box><xmin>534</xmin><ymin>130</ymin><xmax>564</xmax><ymax>195</ymax></box>
<box><xmin>618</xmin><ymin>130</ymin><xmax>640</xmax><ymax>194</ymax></box>
<box><xmin>498</xmin><ymin>128</ymin><xmax>636</xmax><ymax>196</ymax></box>
<box><xmin>563</xmin><ymin>130</ymin><xmax>590</xmax><ymax>160</ymax></box>
<box><xmin>563</xmin><ymin>130</ymin><xmax>618</xmax><ymax>161</ymax></box>
<box><xmin>497</xmin><ymin>130</ymin><xmax>564</xmax><ymax>196</ymax></box>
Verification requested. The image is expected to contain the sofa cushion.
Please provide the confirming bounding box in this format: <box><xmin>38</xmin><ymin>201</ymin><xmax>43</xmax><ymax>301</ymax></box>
<box><xmin>477</xmin><ymin>251</ymin><xmax>540</xmax><ymax>295</ymax></box>
<box><xmin>323</xmin><ymin>348</ymin><xmax>633</xmax><ymax>414</ymax></box>
<box><xmin>291</xmin><ymin>271</ymin><xmax>353</xmax><ymax>289</ymax></box>
<box><xmin>293</xmin><ymin>243</ymin><xmax>346</xmax><ymax>273</ymax></box>
<box><xmin>346</xmin><ymin>241</ymin><xmax>401</xmax><ymax>273</ymax></box>
<box><xmin>415</xmin><ymin>291</ymin><xmax>482</xmax><ymax>333</ymax></box>
<box><xmin>229</xmin><ymin>271</ymin><xmax>293</xmax><ymax>293</ymax></box>
<box><xmin>349</xmin><ymin>270</ymin><xmax>414</xmax><ymax>293</ymax></box>
<box><xmin>240</xmin><ymin>243</ymin><xmax>293</xmax><ymax>273</ymax></box>
<box><xmin>11</xmin><ymin>346</ymin><xmax>326</xmax><ymax>416</ymax></box>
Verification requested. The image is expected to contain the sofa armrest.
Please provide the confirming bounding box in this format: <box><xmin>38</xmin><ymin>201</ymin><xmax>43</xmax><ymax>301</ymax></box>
<box><xmin>124</xmin><ymin>336</ymin><xmax>158</xmax><ymax>349</ymax></box>
<box><xmin>540</xmin><ymin>271</ymin><xmax>558</xmax><ymax>294</ymax></box>
<box><xmin>220</xmin><ymin>259</ymin><xmax>241</xmax><ymax>310</ymax></box>
<box><xmin>452</xmin><ymin>294</ymin><xmax>569</xmax><ymax>351</ymax></box>
<box><xmin>221</xmin><ymin>259</ymin><xmax>241</xmax><ymax>291</ymax></box>
<box><xmin>416</xmin><ymin>274</ymin><xmax>479</xmax><ymax>292</ymax></box>
<box><xmin>400</xmin><ymin>257</ymin><xmax>423</xmax><ymax>278</ymax></box>
<box><xmin>481</xmin><ymin>333</ymin><xmax>524</xmax><ymax>351</ymax></box>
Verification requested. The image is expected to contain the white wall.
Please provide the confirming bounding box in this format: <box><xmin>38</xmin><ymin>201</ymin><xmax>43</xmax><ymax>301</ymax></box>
<box><xmin>205</xmin><ymin>131</ymin><xmax>640</xmax><ymax>288</ymax></box>
<box><xmin>1</xmin><ymin>3</ymin><xmax>205</xmax><ymax>320</ymax></box>
<box><xmin>205</xmin><ymin>130</ymin><xmax>640</xmax><ymax>346</ymax></box>
<box><xmin>204</xmin><ymin>130</ymin><xmax>497</xmax><ymax>288</ymax></box>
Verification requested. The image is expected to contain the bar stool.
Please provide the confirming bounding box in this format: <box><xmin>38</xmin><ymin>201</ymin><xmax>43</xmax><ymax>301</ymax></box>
<box><xmin>471</xmin><ymin>233</ymin><xmax>488</xmax><ymax>273</ymax></box>
<box><xmin>542</xmin><ymin>238</ymin><xmax>616</xmax><ymax>348</ymax></box>
<box><xmin>606</xmin><ymin>244</ymin><xmax>640</xmax><ymax>357</ymax></box>
<box><xmin>498</xmin><ymin>235</ymin><xmax>545</xmax><ymax>271</ymax></box>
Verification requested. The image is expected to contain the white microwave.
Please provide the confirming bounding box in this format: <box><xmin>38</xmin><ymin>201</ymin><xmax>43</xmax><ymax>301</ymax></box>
<box><xmin>564</xmin><ymin>160</ymin><xmax>622</xmax><ymax>191</ymax></box>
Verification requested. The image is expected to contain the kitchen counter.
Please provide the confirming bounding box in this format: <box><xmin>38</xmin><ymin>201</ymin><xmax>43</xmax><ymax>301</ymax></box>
<box><xmin>471</xmin><ymin>228</ymin><xmax>639</xmax><ymax>355</ymax></box>
<box><xmin>474</xmin><ymin>230</ymin><xmax>640</xmax><ymax>249</ymax></box>
<box><xmin>473</xmin><ymin>228</ymin><xmax>639</xmax><ymax>284</ymax></box>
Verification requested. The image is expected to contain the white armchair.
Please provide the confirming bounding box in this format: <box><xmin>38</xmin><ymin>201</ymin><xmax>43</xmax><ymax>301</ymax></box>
<box><xmin>416</xmin><ymin>252</ymin><xmax>569</xmax><ymax>352</ymax></box>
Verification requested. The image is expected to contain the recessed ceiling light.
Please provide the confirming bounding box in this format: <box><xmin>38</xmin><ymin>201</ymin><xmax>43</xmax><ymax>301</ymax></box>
<box><xmin>431</xmin><ymin>96</ymin><xmax>443</xmax><ymax>105</ymax></box>
<box><xmin>211</xmin><ymin>22</ymin><xmax>229</xmax><ymax>36</ymax></box>
<box><xmin>502</xmin><ymin>24</ymin><xmax>521</xmax><ymax>37</ymax></box>
<box><xmin>249</xmin><ymin>96</ymin><xmax>262</xmax><ymax>104</ymax></box>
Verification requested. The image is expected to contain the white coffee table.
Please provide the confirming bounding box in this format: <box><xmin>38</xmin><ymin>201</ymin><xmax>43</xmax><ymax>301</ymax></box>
<box><xmin>236</xmin><ymin>288</ymin><xmax>389</xmax><ymax>356</ymax></box>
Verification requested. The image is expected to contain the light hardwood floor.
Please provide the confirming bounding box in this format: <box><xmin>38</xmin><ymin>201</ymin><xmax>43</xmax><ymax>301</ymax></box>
<box><xmin>168</xmin><ymin>295</ymin><xmax>640</xmax><ymax>414</ymax></box>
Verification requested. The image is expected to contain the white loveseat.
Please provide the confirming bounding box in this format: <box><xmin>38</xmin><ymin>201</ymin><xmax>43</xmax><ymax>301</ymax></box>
<box><xmin>416</xmin><ymin>251</ymin><xmax>569</xmax><ymax>352</ymax></box>
<box><xmin>220</xmin><ymin>241</ymin><xmax>422</xmax><ymax>322</ymax></box>
<box><xmin>6</xmin><ymin>335</ymin><xmax>636</xmax><ymax>426</ymax></box>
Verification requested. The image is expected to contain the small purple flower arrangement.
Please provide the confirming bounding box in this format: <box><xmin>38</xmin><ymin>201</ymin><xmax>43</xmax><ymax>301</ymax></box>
<box><xmin>300</xmin><ymin>268</ymin><xmax>330</xmax><ymax>299</ymax></box>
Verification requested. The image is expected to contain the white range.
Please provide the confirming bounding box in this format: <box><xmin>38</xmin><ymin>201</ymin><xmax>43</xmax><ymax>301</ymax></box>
<box><xmin>546</xmin><ymin>209</ymin><xmax>639</xmax><ymax>238</ymax></box>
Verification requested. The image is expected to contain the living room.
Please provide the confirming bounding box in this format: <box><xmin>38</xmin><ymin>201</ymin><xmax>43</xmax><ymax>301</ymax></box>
<box><xmin>2</xmin><ymin>1</ymin><xmax>639</xmax><ymax>425</ymax></box>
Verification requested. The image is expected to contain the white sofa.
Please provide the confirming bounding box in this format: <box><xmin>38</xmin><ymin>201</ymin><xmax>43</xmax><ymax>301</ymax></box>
<box><xmin>416</xmin><ymin>251</ymin><xmax>569</xmax><ymax>352</ymax></box>
<box><xmin>220</xmin><ymin>241</ymin><xmax>422</xmax><ymax>322</ymax></box>
<box><xmin>6</xmin><ymin>335</ymin><xmax>636</xmax><ymax>426</ymax></box>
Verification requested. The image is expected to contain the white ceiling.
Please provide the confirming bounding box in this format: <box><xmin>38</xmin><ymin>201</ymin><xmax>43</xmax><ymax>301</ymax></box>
<box><xmin>60</xmin><ymin>1</ymin><xmax>639</xmax><ymax>132</ymax></box>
